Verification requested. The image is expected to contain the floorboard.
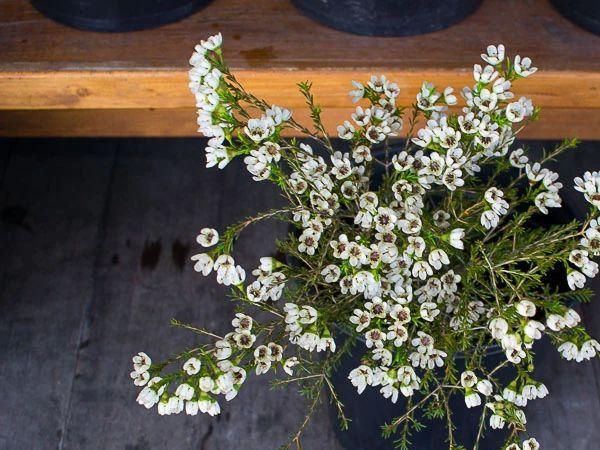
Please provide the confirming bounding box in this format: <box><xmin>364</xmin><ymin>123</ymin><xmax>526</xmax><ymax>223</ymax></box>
<box><xmin>0</xmin><ymin>139</ymin><xmax>12</xmax><ymax>190</ymax></box>
<box><xmin>1</xmin><ymin>138</ymin><xmax>600</xmax><ymax>450</ymax></box>
<box><xmin>0</xmin><ymin>139</ymin><xmax>117</xmax><ymax>450</ymax></box>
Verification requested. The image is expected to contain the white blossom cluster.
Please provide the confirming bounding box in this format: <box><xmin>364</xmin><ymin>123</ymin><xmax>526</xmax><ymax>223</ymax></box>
<box><xmin>129</xmin><ymin>35</ymin><xmax>600</xmax><ymax>450</ymax></box>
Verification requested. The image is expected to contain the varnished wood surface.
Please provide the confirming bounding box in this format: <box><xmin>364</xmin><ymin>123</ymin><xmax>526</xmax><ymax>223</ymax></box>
<box><xmin>1</xmin><ymin>107</ymin><xmax>598</xmax><ymax>139</ymax></box>
<box><xmin>1</xmin><ymin>0</ymin><xmax>598</xmax><ymax>71</ymax></box>
<box><xmin>0</xmin><ymin>0</ymin><xmax>599</xmax><ymax>137</ymax></box>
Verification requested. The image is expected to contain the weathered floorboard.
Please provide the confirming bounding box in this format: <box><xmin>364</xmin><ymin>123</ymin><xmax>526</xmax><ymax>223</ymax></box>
<box><xmin>0</xmin><ymin>139</ymin><xmax>117</xmax><ymax>450</ymax></box>
<box><xmin>1</xmin><ymin>138</ymin><xmax>600</xmax><ymax>450</ymax></box>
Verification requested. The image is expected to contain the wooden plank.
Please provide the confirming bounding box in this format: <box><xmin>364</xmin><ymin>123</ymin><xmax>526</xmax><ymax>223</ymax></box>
<box><xmin>0</xmin><ymin>0</ymin><xmax>598</xmax><ymax>72</ymax></box>
<box><xmin>1</xmin><ymin>0</ymin><xmax>599</xmax><ymax>138</ymax></box>
<box><xmin>62</xmin><ymin>139</ymin><xmax>343</xmax><ymax>449</ymax></box>
<box><xmin>1</xmin><ymin>70</ymin><xmax>599</xmax><ymax>110</ymax></box>
<box><xmin>1</xmin><ymin>107</ymin><xmax>599</xmax><ymax>139</ymax></box>
<box><xmin>0</xmin><ymin>139</ymin><xmax>117</xmax><ymax>449</ymax></box>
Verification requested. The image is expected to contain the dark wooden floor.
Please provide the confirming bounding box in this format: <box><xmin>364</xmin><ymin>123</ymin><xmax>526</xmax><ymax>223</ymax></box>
<box><xmin>0</xmin><ymin>138</ymin><xmax>599</xmax><ymax>450</ymax></box>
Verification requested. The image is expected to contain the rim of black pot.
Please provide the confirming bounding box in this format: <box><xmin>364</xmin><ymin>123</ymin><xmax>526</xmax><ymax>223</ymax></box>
<box><xmin>31</xmin><ymin>0</ymin><xmax>213</xmax><ymax>32</ymax></box>
<box><xmin>290</xmin><ymin>0</ymin><xmax>484</xmax><ymax>37</ymax></box>
<box><xmin>550</xmin><ymin>0</ymin><xmax>600</xmax><ymax>36</ymax></box>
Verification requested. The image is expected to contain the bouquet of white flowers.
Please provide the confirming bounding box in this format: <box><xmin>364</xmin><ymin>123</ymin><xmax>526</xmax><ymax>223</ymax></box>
<box><xmin>131</xmin><ymin>34</ymin><xmax>600</xmax><ymax>450</ymax></box>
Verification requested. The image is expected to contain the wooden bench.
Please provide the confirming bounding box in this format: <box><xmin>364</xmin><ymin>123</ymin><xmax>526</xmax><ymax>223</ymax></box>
<box><xmin>0</xmin><ymin>0</ymin><xmax>599</xmax><ymax>138</ymax></box>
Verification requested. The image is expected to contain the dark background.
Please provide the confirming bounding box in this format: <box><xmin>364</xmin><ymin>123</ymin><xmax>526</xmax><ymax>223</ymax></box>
<box><xmin>1</xmin><ymin>138</ymin><xmax>599</xmax><ymax>450</ymax></box>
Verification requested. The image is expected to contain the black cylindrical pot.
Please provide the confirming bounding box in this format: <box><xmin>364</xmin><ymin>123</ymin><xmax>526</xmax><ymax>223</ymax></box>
<box><xmin>291</xmin><ymin>0</ymin><xmax>483</xmax><ymax>37</ymax></box>
<box><xmin>551</xmin><ymin>0</ymin><xmax>600</xmax><ymax>35</ymax></box>
<box><xmin>31</xmin><ymin>0</ymin><xmax>212</xmax><ymax>32</ymax></box>
<box><xmin>330</xmin><ymin>339</ymin><xmax>512</xmax><ymax>450</ymax></box>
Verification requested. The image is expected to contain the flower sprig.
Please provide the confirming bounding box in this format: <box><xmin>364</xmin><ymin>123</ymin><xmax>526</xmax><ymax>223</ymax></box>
<box><xmin>129</xmin><ymin>34</ymin><xmax>600</xmax><ymax>450</ymax></box>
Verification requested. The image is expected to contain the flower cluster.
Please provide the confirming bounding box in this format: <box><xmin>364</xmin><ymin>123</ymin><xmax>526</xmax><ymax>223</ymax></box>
<box><xmin>131</xmin><ymin>35</ymin><xmax>600</xmax><ymax>450</ymax></box>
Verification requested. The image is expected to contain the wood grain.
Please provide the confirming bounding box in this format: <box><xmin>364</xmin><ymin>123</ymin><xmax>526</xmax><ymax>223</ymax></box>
<box><xmin>1</xmin><ymin>107</ymin><xmax>598</xmax><ymax>139</ymax></box>
<box><xmin>0</xmin><ymin>0</ymin><xmax>599</xmax><ymax>137</ymax></box>
<box><xmin>1</xmin><ymin>0</ymin><xmax>598</xmax><ymax>71</ymax></box>
<box><xmin>0</xmin><ymin>140</ymin><xmax>117</xmax><ymax>449</ymax></box>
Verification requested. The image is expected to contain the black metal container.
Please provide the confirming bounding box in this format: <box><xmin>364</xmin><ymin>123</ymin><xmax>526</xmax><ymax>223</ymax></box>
<box><xmin>31</xmin><ymin>0</ymin><xmax>212</xmax><ymax>32</ymax></box>
<box><xmin>551</xmin><ymin>0</ymin><xmax>600</xmax><ymax>35</ymax></box>
<box><xmin>291</xmin><ymin>0</ymin><xmax>483</xmax><ymax>37</ymax></box>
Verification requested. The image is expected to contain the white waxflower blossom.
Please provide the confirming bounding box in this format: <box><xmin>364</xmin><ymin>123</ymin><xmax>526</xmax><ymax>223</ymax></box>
<box><xmin>489</xmin><ymin>413</ymin><xmax>505</xmax><ymax>429</ymax></box>
<box><xmin>448</xmin><ymin>228</ymin><xmax>465</xmax><ymax>250</ymax></box>
<box><xmin>514</xmin><ymin>55</ymin><xmax>537</xmax><ymax>77</ymax></box>
<box><xmin>232</xmin><ymin>313</ymin><xmax>253</xmax><ymax>332</ymax></box>
<box><xmin>428</xmin><ymin>249</ymin><xmax>449</xmax><ymax>270</ymax></box>
<box><xmin>526</xmin><ymin>162</ymin><xmax>548</xmax><ymax>183</ymax></box>
<box><xmin>215</xmin><ymin>340</ymin><xmax>232</xmax><ymax>360</ymax></box>
<box><xmin>557</xmin><ymin>341</ymin><xmax>578</xmax><ymax>360</ymax></box>
<box><xmin>489</xmin><ymin>317</ymin><xmax>509</xmax><ymax>340</ymax></box>
<box><xmin>524</xmin><ymin>320</ymin><xmax>545</xmax><ymax>340</ymax></box>
<box><xmin>407</xmin><ymin>236</ymin><xmax>426</xmax><ymax>257</ymax></box>
<box><xmin>349</xmin><ymin>365</ymin><xmax>373</xmax><ymax>394</ymax></box>
<box><xmin>474</xmin><ymin>89</ymin><xmax>498</xmax><ymax>112</ymax></box>
<box><xmin>245</xmin><ymin>117</ymin><xmax>275</xmax><ymax>143</ymax></box>
<box><xmin>298</xmin><ymin>229</ymin><xmax>319</xmax><ymax>255</ymax></box>
<box><xmin>506</xmin><ymin>101</ymin><xmax>527</xmax><ymax>122</ymax></box>
<box><xmin>183</xmin><ymin>357</ymin><xmax>201</xmax><ymax>375</ymax></box>
<box><xmin>465</xmin><ymin>391</ymin><xmax>482</xmax><ymax>408</ymax></box>
<box><xmin>461</xmin><ymin>371</ymin><xmax>478</xmax><ymax>388</ymax></box>
<box><xmin>546</xmin><ymin>314</ymin><xmax>566</xmax><ymax>331</ymax></box>
<box><xmin>349</xmin><ymin>80</ymin><xmax>364</xmax><ymax>103</ymax></box>
<box><xmin>581</xmin><ymin>227</ymin><xmax>600</xmax><ymax>255</ymax></box>
<box><xmin>175</xmin><ymin>383</ymin><xmax>195</xmax><ymax>401</ymax></box>
<box><xmin>535</xmin><ymin>191</ymin><xmax>561</xmax><ymax>215</ymax></box>
<box><xmin>522</xmin><ymin>438</ymin><xmax>540</xmax><ymax>450</ymax></box>
<box><xmin>365</xmin><ymin>328</ymin><xmax>386</xmax><ymax>348</ymax></box>
<box><xmin>443</xmin><ymin>87</ymin><xmax>457</xmax><ymax>105</ymax></box>
<box><xmin>516</xmin><ymin>300</ymin><xmax>536</xmax><ymax>317</ymax></box>
<box><xmin>420</xmin><ymin>302</ymin><xmax>439</xmax><ymax>321</ymax></box>
<box><xmin>200</xmin><ymin>33</ymin><xmax>222</xmax><ymax>51</ymax></box>
<box><xmin>574</xmin><ymin>171</ymin><xmax>600</xmax><ymax>208</ymax></box>
<box><xmin>579</xmin><ymin>339</ymin><xmax>600</xmax><ymax>361</ymax></box>
<box><xmin>321</xmin><ymin>264</ymin><xmax>341</xmax><ymax>283</ymax></box>
<box><xmin>133</xmin><ymin>352</ymin><xmax>151</xmax><ymax>374</ymax></box>
<box><xmin>412</xmin><ymin>261</ymin><xmax>433</xmax><ymax>280</ymax></box>
<box><xmin>509</xmin><ymin>148</ymin><xmax>528</xmax><ymax>168</ymax></box>
<box><xmin>481</xmin><ymin>44</ymin><xmax>505</xmax><ymax>65</ymax></box>
<box><xmin>185</xmin><ymin>400</ymin><xmax>199</xmax><ymax>416</ymax></box>
<box><xmin>131</xmin><ymin>370</ymin><xmax>150</xmax><ymax>386</ymax></box>
<box><xmin>266</xmin><ymin>105</ymin><xmax>292</xmax><ymax>125</ymax></box>
<box><xmin>481</xmin><ymin>209</ymin><xmax>500</xmax><ymax>229</ymax></box>
<box><xmin>564</xmin><ymin>309</ymin><xmax>581</xmax><ymax>328</ymax></box>
<box><xmin>397</xmin><ymin>212</ymin><xmax>421</xmax><ymax>235</ymax></box>
<box><xmin>349</xmin><ymin>309</ymin><xmax>371</xmax><ymax>333</ymax></box>
<box><xmin>283</xmin><ymin>357</ymin><xmax>299</xmax><ymax>376</ymax></box>
<box><xmin>474</xmin><ymin>64</ymin><xmax>499</xmax><ymax>84</ymax></box>
<box><xmin>337</xmin><ymin>120</ymin><xmax>355</xmax><ymax>140</ymax></box>
<box><xmin>477</xmin><ymin>380</ymin><xmax>493</xmax><ymax>396</ymax></box>
<box><xmin>196</xmin><ymin>228</ymin><xmax>219</xmax><ymax>247</ymax></box>
<box><xmin>365</xmin><ymin>297</ymin><xmax>389</xmax><ymax>318</ymax></box>
<box><xmin>191</xmin><ymin>253</ymin><xmax>214</xmax><ymax>275</ymax></box>
<box><xmin>387</xmin><ymin>322</ymin><xmax>409</xmax><ymax>347</ymax></box>
<box><xmin>442</xmin><ymin>167</ymin><xmax>464</xmax><ymax>191</ymax></box>
<box><xmin>567</xmin><ymin>270</ymin><xmax>586</xmax><ymax>290</ymax></box>
<box><xmin>198</xmin><ymin>376</ymin><xmax>215</xmax><ymax>392</ymax></box>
